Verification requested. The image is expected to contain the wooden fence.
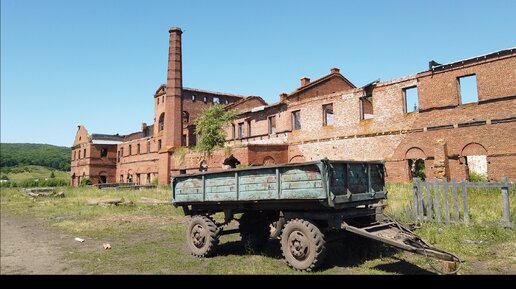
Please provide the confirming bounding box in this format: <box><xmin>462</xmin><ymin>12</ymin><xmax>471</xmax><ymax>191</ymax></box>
<box><xmin>412</xmin><ymin>177</ymin><xmax>512</xmax><ymax>228</ymax></box>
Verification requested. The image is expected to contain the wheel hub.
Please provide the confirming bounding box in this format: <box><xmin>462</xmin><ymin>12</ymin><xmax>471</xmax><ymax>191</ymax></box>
<box><xmin>288</xmin><ymin>231</ymin><xmax>309</xmax><ymax>259</ymax></box>
<box><xmin>191</xmin><ymin>224</ymin><xmax>206</xmax><ymax>248</ymax></box>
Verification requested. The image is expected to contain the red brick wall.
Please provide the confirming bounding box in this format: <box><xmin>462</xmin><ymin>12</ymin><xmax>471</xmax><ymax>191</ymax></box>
<box><xmin>418</xmin><ymin>55</ymin><xmax>516</xmax><ymax>110</ymax></box>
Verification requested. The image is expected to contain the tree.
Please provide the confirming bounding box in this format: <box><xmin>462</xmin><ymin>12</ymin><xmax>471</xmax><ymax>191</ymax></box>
<box><xmin>194</xmin><ymin>104</ymin><xmax>236</xmax><ymax>156</ymax></box>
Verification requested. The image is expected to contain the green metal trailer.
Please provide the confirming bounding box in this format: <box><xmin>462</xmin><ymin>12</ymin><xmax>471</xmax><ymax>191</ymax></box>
<box><xmin>172</xmin><ymin>159</ymin><xmax>460</xmax><ymax>272</ymax></box>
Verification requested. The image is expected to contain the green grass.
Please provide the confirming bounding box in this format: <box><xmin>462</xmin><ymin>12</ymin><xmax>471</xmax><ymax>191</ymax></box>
<box><xmin>1</xmin><ymin>165</ymin><xmax>69</xmax><ymax>182</ymax></box>
<box><xmin>1</xmin><ymin>184</ymin><xmax>515</xmax><ymax>274</ymax></box>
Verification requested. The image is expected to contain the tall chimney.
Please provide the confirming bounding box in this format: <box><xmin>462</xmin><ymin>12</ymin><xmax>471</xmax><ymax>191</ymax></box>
<box><xmin>164</xmin><ymin>27</ymin><xmax>183</xmax><ymax>148</ymax></box>
<box><xmin>300</xmin><ymin>77</ymin><xmax>310</xmax><ymax>86</ymax></box>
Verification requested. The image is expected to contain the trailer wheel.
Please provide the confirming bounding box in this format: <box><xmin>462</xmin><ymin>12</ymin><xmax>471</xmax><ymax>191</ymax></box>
<box><xmin>240</xmin><ymin>212</ymin><xmax>270</xmax><ymax>254</ymax></box>
<box><xmin>186</xmin><ymin>215</ymin><xmax>219</xmax><ymax>257</ymax></box>
<box><xmin>281</xmin><ymin>219</ymin><xmax>326</xmax><ymax>271</ymax></box>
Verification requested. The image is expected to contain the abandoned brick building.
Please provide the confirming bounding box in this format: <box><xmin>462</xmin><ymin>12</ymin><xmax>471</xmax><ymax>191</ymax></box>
<box><xmin>71</xmin><ymin>27</ymin><xmax>516</xmax><ymax>186</ymax></box>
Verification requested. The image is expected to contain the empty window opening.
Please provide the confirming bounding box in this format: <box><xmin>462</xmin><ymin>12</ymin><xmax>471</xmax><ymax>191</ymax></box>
<box><xmin>147</xmin><ymin>141</ymin><xmax>151</xmax><ymax>153</ymax></box>
<box><xmin>78</xmin><ymin>150</ymin><xmax>81</xmax><ymax>159</ymax></box>
<box><xmin>408</xmin><ymin>159</ymin><xmax>426</xmax><ymax>180</ymax></box>
<box><xmin>183</xmin><ymin>111</ymin><xmax>189</xmax><ymax>124</ymax></box>
<box><xmin>73</xmin><ymin>151</ymin><xmax>76</xmax><ymax>160</ymax></box>
<box><xmin>100</xmin><ymin>148</ymin><xmax>108</xmax><ymax>158</ymax></box>
<box><xmin>191</xmin><ymin>95</ymin><xmax>196</xmax><ymax>102</ymax></box>
<box><xmin>323</xmin><ymin>103</ymin><xmax>334</xmax><ymax>126</ymax></box>
<box><xmin>360</xmin><ymin>96</ymin><xmax>374</xmax><ymax>120</ymax></box>
<box><xmin>99</xmin><ymin>175</ymin><xmax>107</xmax><ymax>184</ymax></box>
<box><xmin>238</xmin><ymin>123</ymin><xmax>244</xmax><ymax>139</ymax></box>
<box><xmin>203</xmin><ymin>96</ymin><xmax>207</xmax><ymax>103</ymax></box>
<box><xmin>465</xmin><ymin>155</ymin><xmax>488</xmax><ymax>181</ymax></box>
<box><xmin>162</xmin><ymin>96</ymin><xmax>164</xmax><ymax>103</ymax></box>
<box><xmin>179</xmin><ymin>169</ymin><xmax>187</xmax><ymax>175</ymax></box>
<box><xmin>117</xmin><ymin>150</ymin><xmax>121</xmax><ymax>162</ymax></box>
<box><xmin>232</xmin><ymin>124</ymin><xmax>236</xmax><ymax>139</ymax></box>
<box><xmin>247</xmin><ymin>121</ymin><xmax>252</xmax><ymax>137</ymax></box>
<box><xmin>182</xmin><ymin>134</ymin><xmax>187</xmax><ymax>146</ymax></box>
<box><xmin>292</xmin><ymin>110</ymin><xmax>301</xmax><ymax>130</ymax></box>
<box><xmin>158</xmin><ymin>113</ymin><xmax>165</xmax><ymax>131</ymax></box>
<box><xmin>213</xmin><ymin>97</ymin><xmax>220</xmax><ymax>103</ymax></box>
<box><xmin>119</xmin><ymin>175</ymin><xmax>124</xmax><ymax>183</ymax></box>
<box><xmin>360</xmin><ymin>84</ymin><xmax>375</xmax><ymax>120</ymax></box>
<box><xmin>158</xmin><ymin>139</ymin><xmax>162</xmax><ymax>150</ymax></box>
<box><xmin>146</xmin><ymin>173</ymin><xmax>151</xmax><ymax>184</ymax></box>
<box><xmin>268</xmin><ymin>116</ymin><xmax>277</xmax><ymax>134</ymax></box>
<box><xmin>403</xmin><ymin>86</ymin><xmax>419</xmax><ymax>113</ymax></box>
<box><xmin>83</xmin><ymin>149</ymin><xmax>86</xmax><ymax>158</ymax></box>
<box><xmin>458</xmin><ymin>75</ymin><xmax>478</xmax><ymax>104</ymax></box>
<box><xmin>137</xmin><ymin>144</ymin><xmax>140</xmax><ymax>154</ymax></box>
<box><xmin>157</xmin><ymin>97</ymin><xmax>160</xmax><ymax>105</ymax></box>
<box><xmin>226</xmin><ymin>99</ymin><xmax>230</xmax><ymax>104</ymax></box>
<box><xmin>128</xmin><ymin>145</ymin><xmax>132</xmax><ymax>155</ymax></box>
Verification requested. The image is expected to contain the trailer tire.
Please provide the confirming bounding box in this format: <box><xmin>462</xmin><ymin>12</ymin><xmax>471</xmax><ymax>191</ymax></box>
<box><xmin>186</xmin><ymin>215</ymin><xmax>219</xmax><ymax>257</ymax></box>
<box><xmin>240</xmin><ymin>212</ymin><xmax>270</xmax><ymax>254</ymax></box>
<box><xmin>281</xmin><ymin>219</ymin><xmax>326</xmax><ymax>271</ymax></box>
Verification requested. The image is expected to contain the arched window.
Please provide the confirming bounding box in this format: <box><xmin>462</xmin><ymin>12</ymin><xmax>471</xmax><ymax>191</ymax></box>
<box><xmin>183</xmin><ymin>111</ymin><xmax>189</xmax><ymax>124</ymax></box>
<box><xmin>158</xmin><ymin>113</ymin><xmax>165</xmax><ymax>131</ymax></box>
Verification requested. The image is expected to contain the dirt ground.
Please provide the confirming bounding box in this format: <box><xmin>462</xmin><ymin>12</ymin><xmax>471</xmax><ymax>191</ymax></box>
<box><xmin>0</xmin><ymin>213</ymin><xmax>84</xmax><ymax>274</ymax></box>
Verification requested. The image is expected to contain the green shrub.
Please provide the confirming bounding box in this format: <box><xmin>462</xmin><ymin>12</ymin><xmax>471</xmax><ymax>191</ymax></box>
<box><xmin>80</xmin><ymin>177</ymin><xmax>92</xmax><ymax>186</ymax></box>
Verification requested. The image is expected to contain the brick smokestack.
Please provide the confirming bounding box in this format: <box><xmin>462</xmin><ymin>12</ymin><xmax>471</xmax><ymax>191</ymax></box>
<box><xmin>164</xmin><ymin>27</ymin><xmax>183</xmax><ymax>148</ymax></box>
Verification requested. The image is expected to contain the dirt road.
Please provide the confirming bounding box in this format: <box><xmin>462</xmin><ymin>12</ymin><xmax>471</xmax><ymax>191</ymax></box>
<box><xmin>0</xmin><ymin>213</ymin><xmax>83</xmax><ymax>274</ymax></box>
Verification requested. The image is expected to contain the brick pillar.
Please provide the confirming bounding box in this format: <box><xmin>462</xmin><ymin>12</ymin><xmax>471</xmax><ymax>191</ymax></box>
<box><xmin>158</xmin><ymin>27</ymin><xmax>183</xmax><ymax>185</ymax></box>
<box><xmin>165</xmin><ymin>27</ymin><xmax>183</xmax><ymax>148</ymax></box>
<box><xmin>433</xmin><ymin>139</ymin><xmax>450</xmax><ymax>180</ymax></box>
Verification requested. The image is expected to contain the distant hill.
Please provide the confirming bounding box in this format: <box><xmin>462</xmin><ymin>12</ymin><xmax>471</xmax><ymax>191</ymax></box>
<box><xmin>0</xmin><ymin>143</ymin><xmax>71</xmax><ymax>172</ymax></box>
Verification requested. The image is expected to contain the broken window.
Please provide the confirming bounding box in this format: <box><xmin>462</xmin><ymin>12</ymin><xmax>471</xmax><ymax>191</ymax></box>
<box><xmin>238</xmin><ymin>123</ymin><xmax>244</xmax><ymax>139</ymax></box>
<box><xmin>322</xmin><ymin>103</ymin><xmax>334</xmax><ymax>126</ymax></box>
<box><xmin>100</xmin><ymin>148</ymin><xmax>108</xmax><ymax>158</ymax></box>
<box><xmin>408</xmin><ymin>159</ymin><xmax>426</xmax><ymax>180</ymax></box>
<box><xmin>360</xmin><ymin>97</ymin><xmax>374</xmax><ymax>120</ymax></box>
<box><xmin>183</xmin><ymin>111</ymin><xmax>189</xmax><ymax>124</ymax></box>
<box><xmin>458</xmin><ymin>75</ymin><xmax>478</xmax><ymax>104</ymax></box>
<box><xmin>403</xmin><ymin>86</ymin><xmax>419</xmax><ymax>113</ymax></box>
<box><xmin>292</xmin><ymin>110</ymin><xmax>301</xmax><ymax>130</ymax></box>
<box><xmin>158</xmin><ymin>113</ymin><xmax>165</xmax><ymax>131</ymax></box>
<box><xmin>268</xmin><ymin>116</ymin><xmax>277</xmax><ymax>134</ymax></box>
<box><xmin>360</xmin><ymin>84</ymin><xmax>374</xmax><ymax>120</ymax></box>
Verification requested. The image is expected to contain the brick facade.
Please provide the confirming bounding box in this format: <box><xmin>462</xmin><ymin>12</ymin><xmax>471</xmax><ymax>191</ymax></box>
<box><xmin>71</xmin><ymin>28</ymin><xmax>516</xmax><ymax>185</ymax></box>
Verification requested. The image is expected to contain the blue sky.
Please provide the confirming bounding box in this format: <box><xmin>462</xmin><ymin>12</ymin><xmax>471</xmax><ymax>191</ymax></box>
<box><xmin>1</xmin><ymin>0</ymin><xmax>515</xmax><ymax>147</ymax></box>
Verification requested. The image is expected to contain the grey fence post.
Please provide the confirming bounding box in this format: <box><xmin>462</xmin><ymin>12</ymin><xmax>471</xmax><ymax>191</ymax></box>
<box><xmin>462</xmin><ymin>180</ymin><xmax>470</xmax><ymax>224</ymax></box>
<box><xmin>413</xmin><ymin>178</ymin><xmax>421</xmax><ymax>222</ymax></box>
<box><xmin>433</xmin><ymin>179</ymin><xmax>442</xmax><ymax>223</ymax></box>
<box><xmin>451</xmin><ymin>179</ymin><xmax>460</xmax><ymax>222</ymax></box>
<box><xmin>501</xmin><ymin>177</ymin><xmax>511</xmax><ymax>228</ymax></box>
